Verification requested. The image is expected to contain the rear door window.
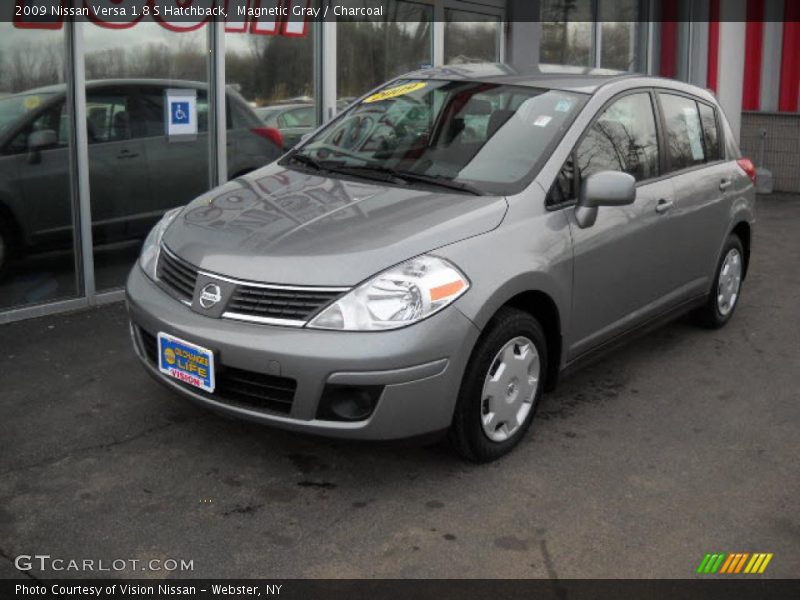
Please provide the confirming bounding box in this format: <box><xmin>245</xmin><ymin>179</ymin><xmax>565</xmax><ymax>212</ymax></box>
<box><xmin>86</xmin><ymin>90</ymin><xmax>132</xmax><ymax>143</ymax></box>
<box><xmin>659</xmin><ymin>93</ymin><xmax>706</xmax><ymax>170</ymax></box>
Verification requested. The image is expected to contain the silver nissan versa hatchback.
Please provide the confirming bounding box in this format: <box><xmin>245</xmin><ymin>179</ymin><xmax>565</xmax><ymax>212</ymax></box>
<box><xmin>126</xmin><ymin>64</ymin><xmax>756</xmax><ymax>462</ymax></box>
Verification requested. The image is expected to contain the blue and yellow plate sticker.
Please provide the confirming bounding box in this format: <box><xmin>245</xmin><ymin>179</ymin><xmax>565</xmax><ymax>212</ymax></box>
<box><xmin>158</xmin><ymin>332</ymin><xmax>215</xmax><ymax>393</ymax></box>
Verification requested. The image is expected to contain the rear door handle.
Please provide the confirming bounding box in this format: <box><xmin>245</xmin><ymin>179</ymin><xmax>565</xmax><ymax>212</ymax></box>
<box><xmin>719</xmin><ymin>178</ymin><xmax>732</xmax><ymax>190</ymax></box>
<box><xmin>116</xmin><ymin>149</ymin><xmax>139</xmax><ymax>160</ymax></box>
<box><xmin>655</xmin><ymin>198</ymin><xmax>674</xmax><ymax>214</ymax></box>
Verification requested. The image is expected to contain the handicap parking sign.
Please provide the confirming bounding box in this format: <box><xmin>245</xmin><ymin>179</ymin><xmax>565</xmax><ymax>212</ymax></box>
<box><xmin>171</xmin><ymin>101</ymin><xmax>190</xmax><ymax>125</ymax></box>
<box><xmin>165</xmin><ymin>89</ymin><xmax>197</xmax><ymax>138</ymax></box>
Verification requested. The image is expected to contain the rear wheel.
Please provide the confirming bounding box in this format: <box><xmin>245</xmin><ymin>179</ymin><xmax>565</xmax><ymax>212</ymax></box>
<box><xmin>693</xmin><ymin>234</ymin><xmax>744</xmax><ymax>328</ymax></box>
<box><xmin>450</xmin><ymin>307</ymin><xmax>547</xmax><ymax>462</ymax></box>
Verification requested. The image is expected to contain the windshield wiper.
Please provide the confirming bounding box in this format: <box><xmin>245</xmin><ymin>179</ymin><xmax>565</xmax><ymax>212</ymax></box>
<box><xmin>350</xmin><ymin>164</ymin><xmax>484</xmax><ymax>196</ymax></box>
<box><xmin>286</xmin><ymin>154</ymin><xmax>484</xmax><ymax>196</ymax></box>
<box><xmin>286</xmin><ymin>152</ymin><xmax>326</xmax><ymax>172</ymax></box>
<box><xmin>387</xmin><ymin>169</ymin><xmax>484</xmax><ymax>196</ymax></box>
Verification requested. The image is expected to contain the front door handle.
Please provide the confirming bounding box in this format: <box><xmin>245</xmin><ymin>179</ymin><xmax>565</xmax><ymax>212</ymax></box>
<box><xmin>719</xmin><ymin>178</ymin><xmax>732</xmax><ymax>190</ymax></box>
<box><xmin>655</xmin><ymin>198</ymin><xmax>674</xmax><ymax>214</ymax></box>
<box><xmin>116</xmin><ymin>149</ymin><xmax>139</xmax><ymax>160</ymax></box>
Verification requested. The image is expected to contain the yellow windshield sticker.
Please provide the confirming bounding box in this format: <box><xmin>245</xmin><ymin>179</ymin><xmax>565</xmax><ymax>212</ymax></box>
<box><xmin>363</xmin><ymin>82</ymin><xmax>427</xmax><ymax>103</ymax></box>
<box><xmin>23</xmin><ymin>95</ymin><xmax>42</xmax><ymax>110</ymax></box>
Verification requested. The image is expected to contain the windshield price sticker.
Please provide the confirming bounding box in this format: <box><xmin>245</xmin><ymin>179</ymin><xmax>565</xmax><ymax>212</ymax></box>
<box><xmin>364</xmin><ymin>82</ymin><xmax>427</xmax><ymax>103</ymax></box>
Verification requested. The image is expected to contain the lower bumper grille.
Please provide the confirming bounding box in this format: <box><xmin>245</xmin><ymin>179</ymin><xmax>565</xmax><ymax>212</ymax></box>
<box><xmin>138</xmin><ymin>328</ymin><xmax>297</xmax><ymax>415</ymax></box>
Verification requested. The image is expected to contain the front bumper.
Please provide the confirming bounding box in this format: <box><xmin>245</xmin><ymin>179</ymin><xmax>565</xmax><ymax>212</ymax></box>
<box><xmin>125</xmin><ymin>265</ymin><xmax>480</xmax><ymax>440</ymax></box>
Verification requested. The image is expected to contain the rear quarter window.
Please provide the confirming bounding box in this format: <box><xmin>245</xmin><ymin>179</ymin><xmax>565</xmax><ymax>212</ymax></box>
<box><xmin>698</xmin><ymin>102</ymin><xmax>720</xmax><ymax>161</ymax></box>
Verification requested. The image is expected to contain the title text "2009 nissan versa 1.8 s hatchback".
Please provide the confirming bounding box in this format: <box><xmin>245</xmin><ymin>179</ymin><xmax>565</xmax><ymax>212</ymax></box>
<box><xmin>126</xmin><ymin>64</ymin><xmax>756</xmax><ymax>462</ymax></box>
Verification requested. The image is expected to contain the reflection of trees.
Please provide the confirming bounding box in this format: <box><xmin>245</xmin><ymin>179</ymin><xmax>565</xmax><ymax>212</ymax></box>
<box><xmin>228</xmin><ymin>34</ymin><xmax>315</xmax><ymax>105</ymax></box>
<box><xmin>540</xmin><ymin>0</ymin><xmax>639</xmax><ymax>70</ymax></box>
<box><xmin>577</xmin><ymin>118</ymin><xmax>656</xmax><ymax>180</ymax></box>
<box><xmin>338</xmin><ymin>20</ymin><xmax>431</xmax><ymax>96</ymax></box>
<box><xmin>443</xmin><ymin>21</ymin><xmax>497</xmax><ymax>64</ymax></box>
<box><xmin>540</xmin><ymin>0</ymin><xmax>590</xmax><ymax>66</ymax></box>
<box><xmin>85</xmin><ymin>37</ymin><xmax>207</xmax><ymax>81</ymax></box>
<box><xmin>2</xmin><ymin>40</ymin><xmax>63</xmax><ymax>93</ymax></box>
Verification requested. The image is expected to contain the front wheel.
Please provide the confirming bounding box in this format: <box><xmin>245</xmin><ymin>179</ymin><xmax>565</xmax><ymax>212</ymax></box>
<box><xmin>693</xmin><ymin>234</ymin><xmax>745</xmax><ymax>329</ymax></box>
<box><xmin>450</xmin><ymin>307</ymin><xmax>548</xmax><ymax>462</ymax></box>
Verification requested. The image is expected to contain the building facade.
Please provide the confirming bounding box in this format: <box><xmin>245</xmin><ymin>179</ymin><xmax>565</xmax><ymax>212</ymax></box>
<box><xmin>0</xmin><ymin>0</ymin><xmax>796</xmax><ymax>322</ymax></box>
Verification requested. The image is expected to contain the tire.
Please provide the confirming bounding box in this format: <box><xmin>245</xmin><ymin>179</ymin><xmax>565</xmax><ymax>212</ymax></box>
<box><xmin>449</xmin><ymin>307</ymin><xmax>548</xmax><ymax>462</ymax></box>
<box><xmin>692</xmin><ymin>234</ymin><xmax>745</xmax><ymax>329</ymax></box>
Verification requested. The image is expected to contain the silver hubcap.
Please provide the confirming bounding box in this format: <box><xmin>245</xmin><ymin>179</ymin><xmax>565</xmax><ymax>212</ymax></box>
<box><xmin>717</xmin><ymin>248</ymin><xmax>742</xmax><ymax>316</ymax></box>
<box><xmin>481</xmin><ymin>336</ymin><xmax>540</xmax><ymax>443</ymax></box>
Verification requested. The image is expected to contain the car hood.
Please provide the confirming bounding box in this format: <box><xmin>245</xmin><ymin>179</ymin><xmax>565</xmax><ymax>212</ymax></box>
<box><xmin>162</xmin><ymin>163</ymin><xmax>508</xmax><ymax>286</ymax></box>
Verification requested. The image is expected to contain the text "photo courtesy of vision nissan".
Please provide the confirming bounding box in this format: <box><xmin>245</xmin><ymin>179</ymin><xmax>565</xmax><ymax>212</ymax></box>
<box><xmin>126</xmin><ymin>63</ymin><xmax>755</xmax><ymax>462</ymax></box>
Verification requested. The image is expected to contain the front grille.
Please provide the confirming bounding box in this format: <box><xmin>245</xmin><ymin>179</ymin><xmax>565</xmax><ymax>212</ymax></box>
<box><xmin>157</xmin><ymin>248</ymin><xmax>198</xmax><ymax>302</ymax></box>
<box><xmin>138</xmin><ymin>328</ymin><xmax>297</xmax><ymax>415</ymax></box>
<box><xmin>157</xmin><ymin>245</ymin><xmax>347</xmax><ymax>325</ymax></box>
<box><xmin>227</xmin><ymin>286</ymin><xmax>342</xmax><ymax>322</ymax></box>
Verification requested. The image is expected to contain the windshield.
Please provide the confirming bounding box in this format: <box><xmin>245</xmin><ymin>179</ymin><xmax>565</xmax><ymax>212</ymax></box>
<box><xmin>284</xmin><ymin>79</ymin><xmax>586</xmax><ymax>195</ymax></box>
<box><xmin>0</xmin><ymin>92</ymin><xmax>55</xmax><ymax>135</ymax></box>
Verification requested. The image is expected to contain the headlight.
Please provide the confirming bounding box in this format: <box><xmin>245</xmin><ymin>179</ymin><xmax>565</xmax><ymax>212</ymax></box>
<box><xmin>308</xmin><ymin>255</ymin><xmax>469</xmax><ymax>331</ymax></box>
<box><xmin>139</xmin><ymin>207</ymin><xmax>183</xmax><ymax>281</ymax></box>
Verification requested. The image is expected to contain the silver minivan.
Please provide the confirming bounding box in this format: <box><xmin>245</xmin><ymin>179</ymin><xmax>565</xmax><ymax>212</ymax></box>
<box><xmin>126</xmin><ymin>65</ymin><xmax>756</xmax><ymax>462</ymax></box>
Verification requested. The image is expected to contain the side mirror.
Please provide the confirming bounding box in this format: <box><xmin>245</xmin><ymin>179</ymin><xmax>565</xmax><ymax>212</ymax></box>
<box><xmin>574</xmin><ymin>170</ymin><xmax>636</xmax><ymax>228</ymax></box>
<box><xmin>27</xmin><ymin>129</ymin><xmax>57</xmax><ymax>164</ymax></box>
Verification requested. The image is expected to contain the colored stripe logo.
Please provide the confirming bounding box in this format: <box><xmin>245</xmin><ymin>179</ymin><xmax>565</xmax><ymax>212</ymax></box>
<box><xmin>696</xmin><ymin>553</ymin><xmax>773</xmax><ymax>574</ymax></box>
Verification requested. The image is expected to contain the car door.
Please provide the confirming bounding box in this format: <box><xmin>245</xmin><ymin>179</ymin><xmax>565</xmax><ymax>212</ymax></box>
<box><xmin>85</xmin><ymin>86</ymin><xmax>150</xmax><ymax>243</ymax></box>
<box><xmin>562</xmin><ymin>90</ymin><xmax>680</xmax><ymax>360</ymax></box>
<box><xmin>132</xmin><ymin>85</ymin><xmax>209</xmax><ymax>225</ymax></box>
<box><xmin>656</xmin><ymin>93</ymin><xmax>732</xmax><ymax>295</ymax></box>
<box><xmin>9</xmin><ymin>99</ymin><xmax>73</xmax><ymax>246</ymax></box>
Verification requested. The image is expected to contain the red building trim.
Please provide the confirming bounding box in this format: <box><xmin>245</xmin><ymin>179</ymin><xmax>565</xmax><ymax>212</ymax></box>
<box><xmin>707</xmin><ymin>0</ymin><xmax>720</xmax><ymax>93</ymax></box>
<box><xmin>742</xmin><ymin>0</ymin><xmax>764</xmax><ymax>109</ymax></box>
<box><xmin>779</xmin><ymin>0</ymin><xmax>800</xmax><ymax>112</ymax></box>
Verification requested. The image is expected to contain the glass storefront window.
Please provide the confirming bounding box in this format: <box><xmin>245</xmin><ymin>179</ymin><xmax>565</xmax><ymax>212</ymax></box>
<box><xmin>599</xmin><ymin>1</ymin><xmax>641</xmax><ymax>71</ymax></box>
<box><xmin>444</xmin><ymin>10</ymin><xmax>501</xmax><ymax>64</ymax></box>
<box><xmin>0</xmin><ymin>24</ymin><xmax>79</xmax><ymax>311</ymax></box>
<box><xmin>540</xmin><ymin>0</ymin><xmax>592</xmax><ymax>67</ymax></box>
<box><xmin>226</xmin><ymin>22</ymin><xmax>318</xmax><ymax>150</ymax></box>
<box><xmin>337</xmin><ymin>0</ymin><xmax>432</xmax><ymax>107</ymax></box>
<box><xmin>82</xmin><ymin>23</ymin><xmax>213</xmax><ymax>291</ymax></box>
<box><xmin>541</xmin><ymin>0</ymin><xmax>643</xmax><ymax>72</ymax></box>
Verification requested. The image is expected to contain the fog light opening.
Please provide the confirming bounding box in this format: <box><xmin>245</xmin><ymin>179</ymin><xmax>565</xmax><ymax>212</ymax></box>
<box><xmin>317</xmin><ymin>384</ymin><xmax>384</xmax><ymax>422</ymax></box>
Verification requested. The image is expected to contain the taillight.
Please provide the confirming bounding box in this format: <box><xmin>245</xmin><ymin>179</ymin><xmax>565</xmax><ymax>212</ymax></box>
<box><xmin>737</xmin><ymin>158</ymin><xmax>756</xmax><ymax>184</ymax></box>
<box><xmin>250</xmin><ymin>126</ymin><xmax>284</xmax><ymax>149</ymax></box>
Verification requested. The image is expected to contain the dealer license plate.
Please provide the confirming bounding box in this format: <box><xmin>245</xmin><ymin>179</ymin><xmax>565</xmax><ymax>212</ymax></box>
<box><xmin>158</xmin><ymin>332</ymin><xmax>215</xmax><ymax>393</ymax></box>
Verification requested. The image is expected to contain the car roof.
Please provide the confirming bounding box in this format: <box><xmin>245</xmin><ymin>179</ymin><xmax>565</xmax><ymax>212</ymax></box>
<box><xmin>15</xmin><ymin>79</ymin><xmax>218</xmax><ymax>96</ymax></box>
<box><xmin>257</xmin><ymin>103</ymin><xmax>312</xmax><ymax>112</ymax></box>
<box><xmin>404</xmin><ymin>63</ymin><xmax>651</xmax><ymax>94</ymax></box>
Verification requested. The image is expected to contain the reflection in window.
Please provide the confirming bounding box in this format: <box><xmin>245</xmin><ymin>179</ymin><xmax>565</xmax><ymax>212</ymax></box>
<box><xmin>698</xmin><ymin>103</ymin><xmax>720</xmax><ymax>161</ymax></box>
<box><xmin>659</xmin><ymin>93</ymin><xmax>705</xmax><ymax>171</ymax></box>
<box><xmin>337</xmin><ymin>1</ymin><xmax>432</xmax><ymax>104</ymax></box>
<box><xmin>541</xmin><ymin>0</ymin><xmax>643</xmax><ymax>72</ymax></box>
<box><xmin>297</xmin><ymin>80</ymin><xmax>584</xmax><ymax>195</ymax></box>
<box><xmin>83</xmin><ymin>23</ymin><xmax>213</xmax><ymax>291</ymax></box>
<box><xmin>577</xmin><ymin>93</ymin><xmax>659</xmax><ymax>182</ymax></box>
<box><xmin>0</xmin><ymin>24</ymin><xmax>80</xmax><ymax>311</ymax></box>
<box><xmin>599</xmin><ymin>0</ymin><xmax>640</xmax><ymax>71</ymax></box>
<box><xmin>444</xmin><ymin>10</ymin><xmax>501</xmax><ymax>64</ymax></box>
<box><xmin>540</xmin><ymin>0</ymin><xmax>592</xmax><ymax>66</ymax></box>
